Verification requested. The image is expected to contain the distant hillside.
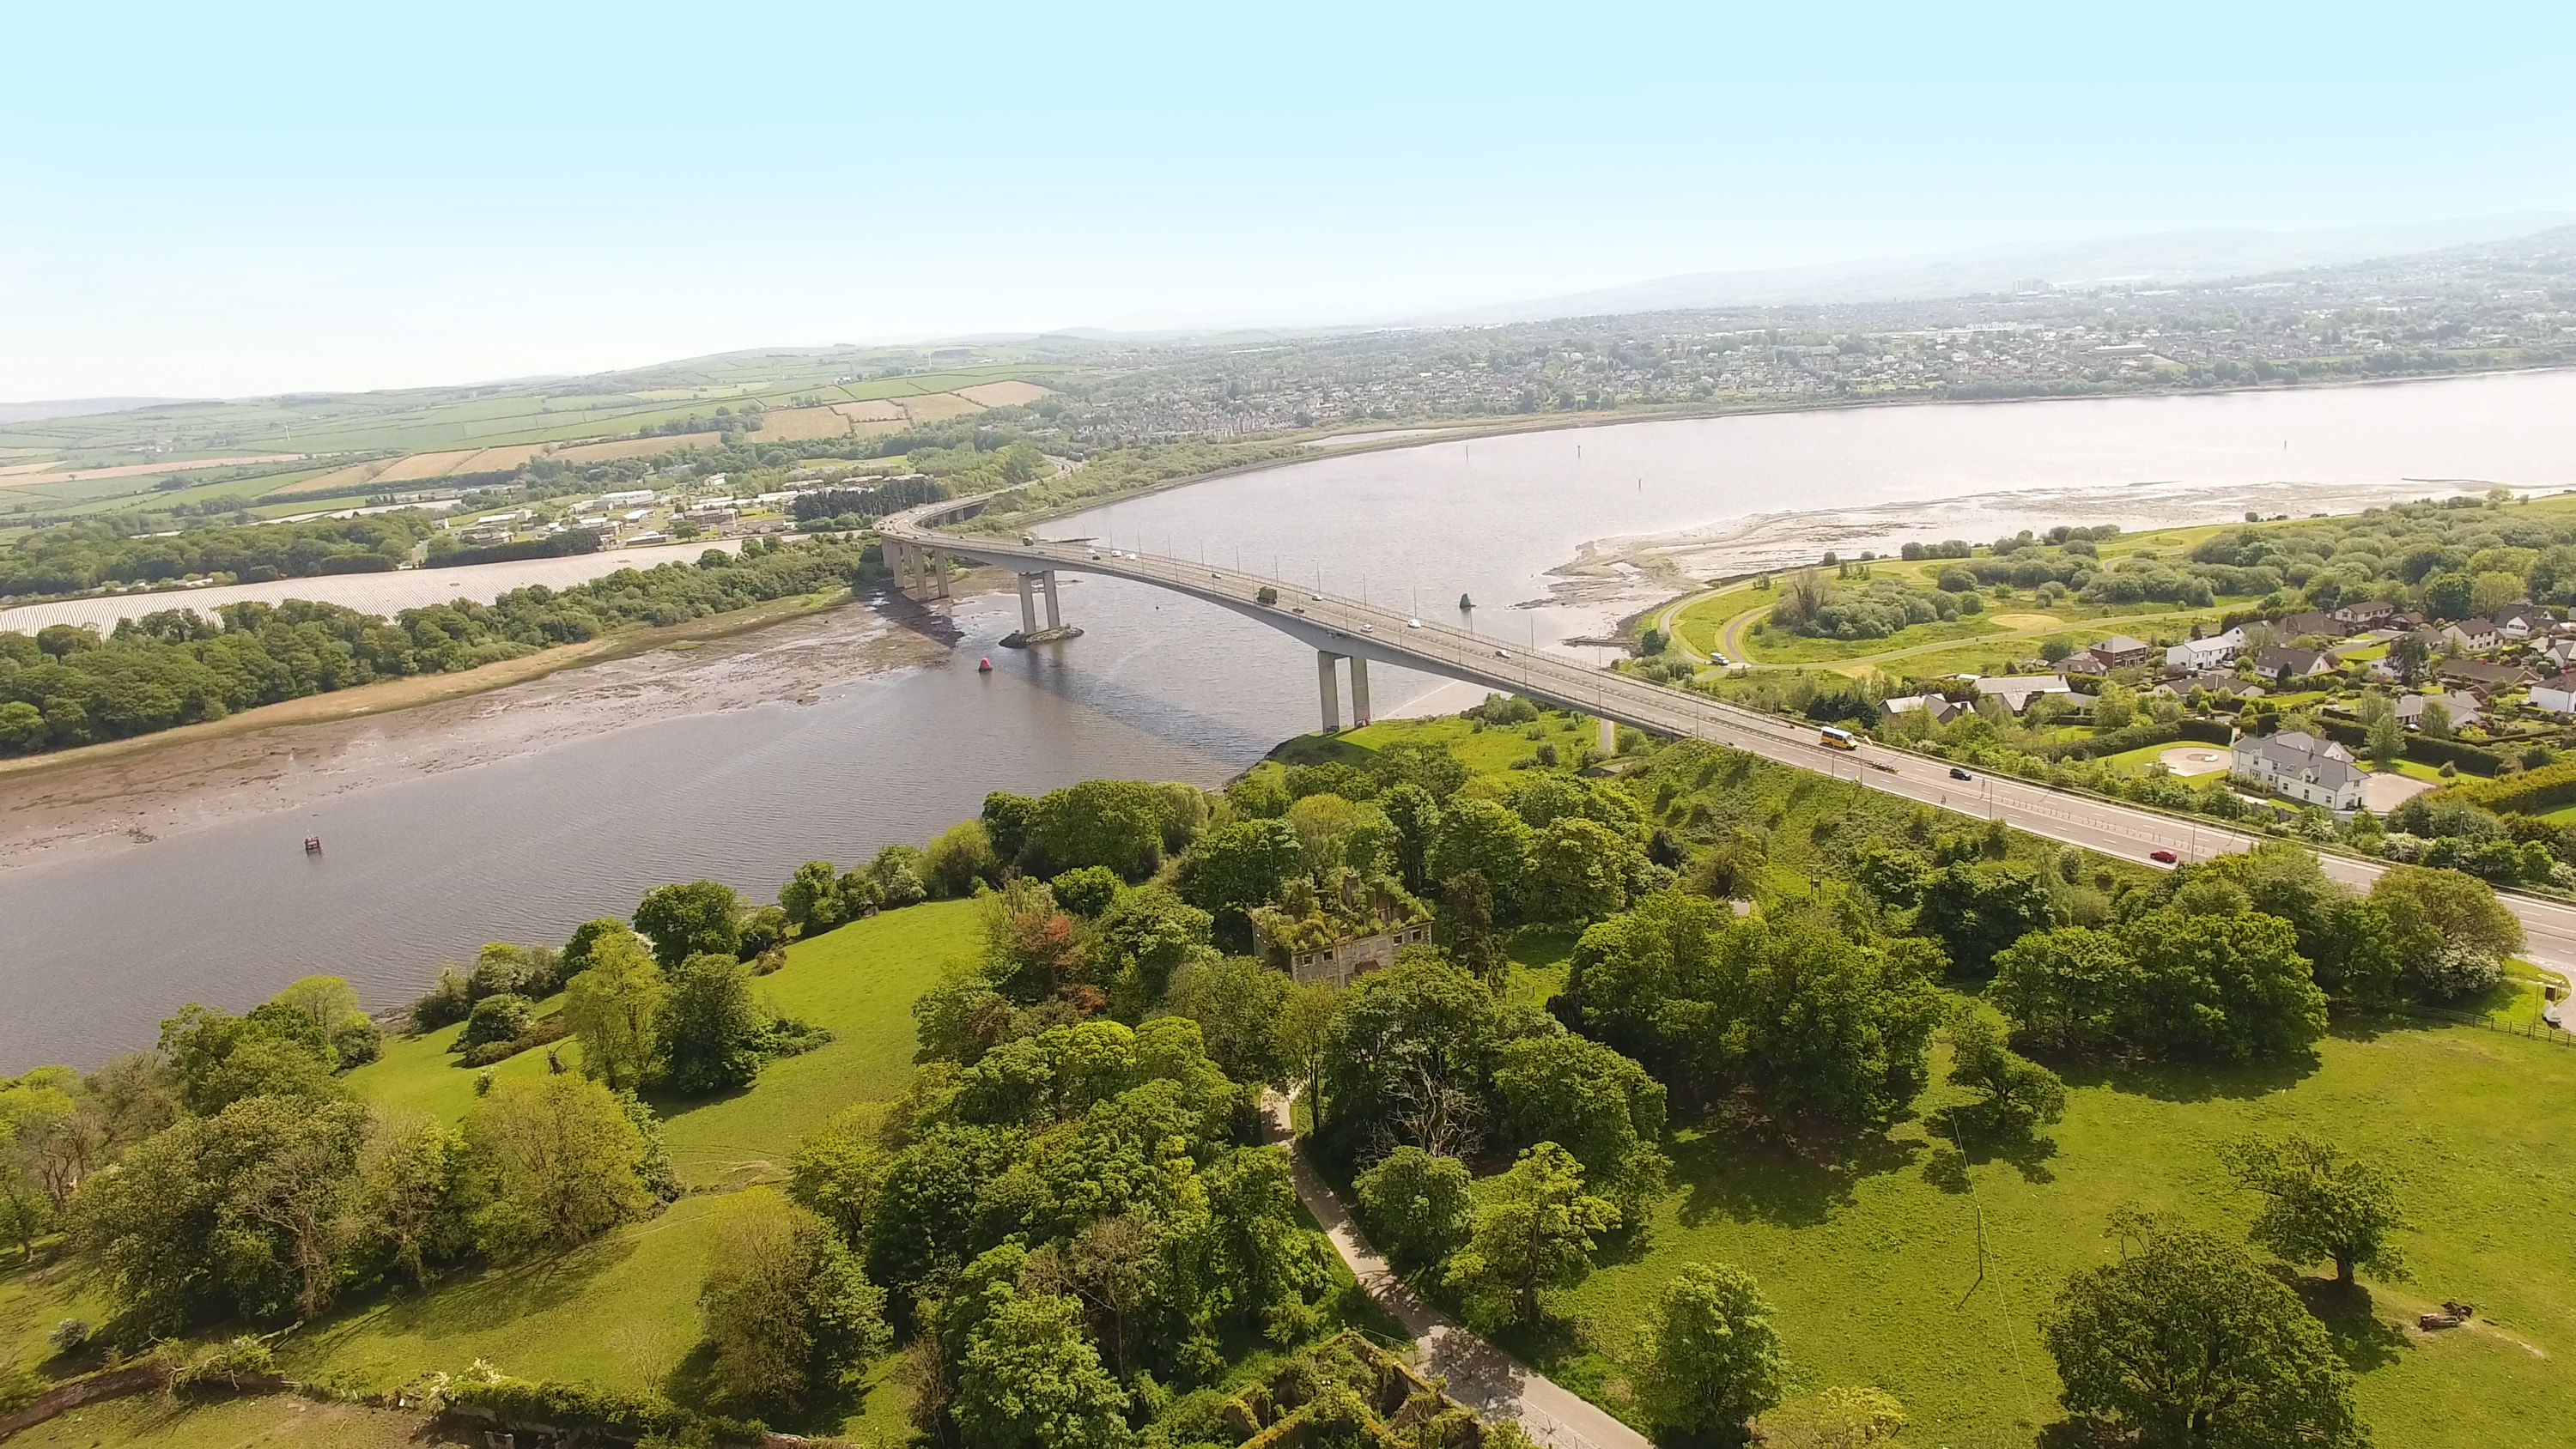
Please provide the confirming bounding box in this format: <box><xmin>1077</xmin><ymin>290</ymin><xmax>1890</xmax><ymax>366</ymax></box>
<box><xmin>1419</xmin><ymin>213</ymin><xmax>2576</xmax><ymax>324</ymax></box>
<box><xmin>0</xmin><ymin>397</ymin><xmax>198</xmax><ymax>426</ymax></box>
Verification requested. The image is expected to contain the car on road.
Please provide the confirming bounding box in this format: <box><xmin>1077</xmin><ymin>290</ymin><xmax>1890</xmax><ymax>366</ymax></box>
<box><xmin>1406</xmin><ymin>618</ymin><xmax>1422</xmax><ymax>628</ymax></box>
<box><xmin>1948</xmin><ymin>767</ymin><xmax>1972</xmax><ymax>781</ymax></box>
<box><xmin>1359</xmin><ymin>623</ymin><xmax>1374</xmax><ymax>632</ymax></box>
<box><xmin>1493</xmin><ymin>648</ymin><xmax>1510</xmax><ymax>658</ymax></box>
<box><xmin>2149</xmin><ymin>848</ymin><xmax>2179</xmax><ymax>864</ymax></box>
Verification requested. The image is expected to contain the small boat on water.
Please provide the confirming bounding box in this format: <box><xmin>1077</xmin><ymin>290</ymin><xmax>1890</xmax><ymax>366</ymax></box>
<box><xmin>304</xmin><ymin>835</ymin><xmax>323</xmax><ymax>854</ymax></box>
<box><xmin>977</xmin><ymin>657</ymin><xmax>993</xmax><ymax>673</ymax></box>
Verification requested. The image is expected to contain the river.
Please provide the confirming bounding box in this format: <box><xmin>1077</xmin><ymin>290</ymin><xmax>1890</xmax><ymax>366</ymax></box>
<box><xmin>5</xmin><ymin>370</ymin><xmax>2573</xmax><ymax>1068</ymax></box>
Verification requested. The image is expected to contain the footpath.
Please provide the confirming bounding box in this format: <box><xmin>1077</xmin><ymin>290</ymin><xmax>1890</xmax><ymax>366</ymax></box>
<box><xmin>1259</xmin><ymin>1091</ymin><xmax>1652</xmax><ymax>1449</ymax></box>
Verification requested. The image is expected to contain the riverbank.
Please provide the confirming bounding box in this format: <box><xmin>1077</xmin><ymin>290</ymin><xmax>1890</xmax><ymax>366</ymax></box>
<box><xmin>0</xmin><ymin>587</ymin><xmax>959</xmax><ymax>874</ymax></box>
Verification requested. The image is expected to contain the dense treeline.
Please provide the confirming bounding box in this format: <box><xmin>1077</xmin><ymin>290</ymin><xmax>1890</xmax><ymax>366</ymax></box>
<box><xmin>0</xmin><ymin>515</ymin><xmax>442</xmax><ymax>598</ymax></box>
<box><xmin>0</xmin><ymin>536</ymin><xmax>873</xmax><ymax>755</ymax></box>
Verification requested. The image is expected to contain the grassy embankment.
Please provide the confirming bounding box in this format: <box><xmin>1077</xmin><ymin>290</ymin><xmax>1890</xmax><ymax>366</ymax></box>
<box><xmin>1303</xmin><ymin>718</ymin><xmax>2576</xmax><ymax>1449</ymax></box>
<box><xmin>6</xmin><ymin>1391</ymin><xmax>443</xmax><ymax>1448</ymax></box>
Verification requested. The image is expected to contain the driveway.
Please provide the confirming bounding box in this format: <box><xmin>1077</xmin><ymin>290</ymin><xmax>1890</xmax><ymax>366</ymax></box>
<box><xmin>2362</xmin><ymin>770</ymin><xmax>2437</xmax><ymax>812</ymax></box>
<box><xmin>1261</xmin><ymin>1091</ymin><xmax>1651</xmax><ymax>1449</ymax></box>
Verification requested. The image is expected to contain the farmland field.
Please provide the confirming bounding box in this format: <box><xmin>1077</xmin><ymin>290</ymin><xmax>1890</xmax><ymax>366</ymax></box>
<box><xmin>751</xmin><ymin>404</ymin><xmax>859</xmax><ymax>440</ymax></box>
<box><xmin>896</xmin><ymin>391</ymin><xmax>979</xmax><ymax>422</ymax></box>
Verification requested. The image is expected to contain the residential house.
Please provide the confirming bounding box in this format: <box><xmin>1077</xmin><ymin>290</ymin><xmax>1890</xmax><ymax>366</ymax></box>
<box><xmin>1880</xmin><ymin>694</ymin><xmax>1968</xmax><ymax>725</ymax></box>
<box><xmin>2335</xmin><ymin>600</ymin><xmax>2398</xmax><ymax>628</ymax></box>
<box><xmin>2494</xmin><ymin>601</ymin><xmax>2549</xmax><ymax>639</ymax></box>
<box><xmin>2528</xmin><ymin>675</ymin><xmax>2576</xmax><ymax>715</ymax></box>
<box><xmin>2539</xmin><ymin>637</ymin><xmax>2576</xmax><ymax>672</ymax></box>
<box><xmin>2275</xmin><ymin>611</ymin><xmax>2342</xmax><ymax>640</ymax></box>
<box><xmin>2394</xmin><ymin>693</ymin><xmax>2483</xmax><ymax>732</ymax></box>
<box><xmin>2162</xmin><ymin>670</ymin><xmax>2264</xmax><ymax>699</ymax></box>
<box><xmin>2061</xmin><ymin>652</ymin><xmax>2110</xmax><ymax>677</ymax></box>
<box><xmin>2231</xmin><ymin>730</ymin><xmax>2367</xmax><ymax>810</ymax></box>
<box><xmin>2088</xmin><ymin>634</ymin><xmax>2153</xmax><ymax>669</ymax></box>
<box><xmin>2435</xmin><ymin>658</ymin><xmax>2530</xmax><ymax>694</ymax></box>
<box><xmin>2249</xmin><ymin>646</ymin><xmax>2336</xmax><ymax>682</ymax></box>
<box><xmin>2165</xmin><ymin>627</ymin><xmax>2246</xmax><ymax>674</ymax></box>
<box><xmin>1972</xmin><ymin>675</ymin><xmax>2075</xmax><ymax>713</ymax></box>
<box><xmin>2440</xmin><ymin>618</ymin><xmax>2501</xmax><ymax>652</ymax></box>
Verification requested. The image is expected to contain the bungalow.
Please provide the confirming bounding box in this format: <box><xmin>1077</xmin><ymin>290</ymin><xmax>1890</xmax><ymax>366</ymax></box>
<box><xmin>2529</xmin><ymin>675</ymin><xmax>2576</xmax><ymax>715</ymax></box>
<box><xmin>2275</xmin><ymin>610</ymin><xmax>2342</xmax><ymax>640</ymax></box>
<box><xmin>1973</xmin><ymin>675</ymin><xmax>2075</xmax><ymax>713</ymax></box>
<box><xmin>2165</xmin><ymin>627</ymin><xmax>2246</xmax><ymax>674</ymax></box>
<box><xmin>2089</xmin><ymin>634</ymin><xmax>2153</xmax><ymax>669</ymax></box>
<box><xmin>1881</xmin><ymin>694</ymin><xmax>1968</xmax><ymax>725</ymax></box>
<box><xmin>2232</xmin><ymin>730</ymin><xmax>2367</xmax><ymax>811</ymax></box>
<box><xmin>2435</xmin><ymin>658</ymin><xmax>2530</xmax><ymax>694</ymax></box>
<box><xmin>2394</xmin><ymin>693</ymin><xmax>2483</xmax><ymax>732</ymax></box>
<box><xmin>2158</xmin><ymin>670</ymin><xmax>2263</xmax><ymax>700</ymax></box>
<box><xmin>2440</xmin><ymin>618</ymin><xmax>2501</xmax><ymax>652</ymax></box>
<box><xmin>2335</xmin><ymin>600</ymin><xmax>2398</xmax><ymax>627</ymax></box>
<box><xmin>2540</xmin><ymin>637</ymin><xmax>2576</xmax><ymax>672</ymax></box>
<box><xmin>2250</xmin><ymin>646</ymin><xmax>2336</xmax><ymax>682</ymax></box>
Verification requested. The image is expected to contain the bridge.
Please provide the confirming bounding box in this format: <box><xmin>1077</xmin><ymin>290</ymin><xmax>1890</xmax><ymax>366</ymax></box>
<box><xmin>878</xmin><ymin>495</ymin><xmax>2576</xmax><ymax>975</ymax></box>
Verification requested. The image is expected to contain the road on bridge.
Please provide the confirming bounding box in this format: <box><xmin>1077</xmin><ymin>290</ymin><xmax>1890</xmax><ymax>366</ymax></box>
<box><xmin>881</xmin><ymin>502</ymin><xmax>2576</xmax><ymax>974</ymax></box>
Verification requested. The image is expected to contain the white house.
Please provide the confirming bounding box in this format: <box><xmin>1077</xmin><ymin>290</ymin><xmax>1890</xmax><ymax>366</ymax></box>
<box><xmin>2529</xmin><ymin>676</ymin><xmax>2576</xmax><ymax>715</ymax></box>
<box><xmin>2494</xmin><ymin>601</ymin><xmax>2549</xmax><ymax>639</ymax></box>
<box><xmin>1881</xmin><ymin>694</ymin><xmax>1968</xmax><ymax>725</ymax></box>
<box><xmin>1974</xmin><ymin>675</ymin><xmax>2075</xmax><ymax>713</ymax></box>
<box><xmin>2441</xmin><ymin>618</ymin><xmax>2501</xmax><ymax>652</ymax></box>
<box><xmin>2231</xmin><ymin>730</ymin><xmax>2367</xmax><ymax>810</ymax></box>
<box><xmin>2165</xmin><ymin>627</ymin><xmax>2246</xmax><ymax>674</ymax></box>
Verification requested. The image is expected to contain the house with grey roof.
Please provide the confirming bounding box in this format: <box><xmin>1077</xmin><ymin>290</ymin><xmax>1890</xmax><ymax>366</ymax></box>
<box><xmin>2394</xmin><ymin>693</ymin><xmax>2482</xmax><ymax>732</ymax></box>
<box><xmin>2230</xmin><ymin>730</ymin><xmax>2366</xmax><ymax>810</ymax></box>
<box><xmin>1971</xmin><ymin>675</ymin><xmax>2074</xmax><ymax>712</ymax></box>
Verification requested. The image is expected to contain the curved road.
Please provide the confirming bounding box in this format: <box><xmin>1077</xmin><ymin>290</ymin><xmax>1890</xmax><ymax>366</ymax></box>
<box><xmin>882</xmin><ymin>500</ymin><xmax>2576</xmax><ymax>973</ymax></box>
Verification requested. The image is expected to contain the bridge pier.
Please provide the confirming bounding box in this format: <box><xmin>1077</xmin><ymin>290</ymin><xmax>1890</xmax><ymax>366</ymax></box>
<box><xmin>930</xmin><ymin>549</ymin><xmax>951</xmax><ymax>599</ymax></box>
<box><xmin>1350</xmin><ymin>657</ymin><xmax>1371</xmax><ymax>726</ymax></box>
<box><xmin>1317</xmin><ymin>651</ymin><xmax>1342</xmax><ymax>732</ymax></box>
<box><xmin>1042</xmin><ymin>571</ymin><xmax>1062</xmax><ymax>630</ymax></box>
<box><xmin>1016</xmin><ymin>573</ymin><xmax>1039</xmax><ymax>634</ymax></box>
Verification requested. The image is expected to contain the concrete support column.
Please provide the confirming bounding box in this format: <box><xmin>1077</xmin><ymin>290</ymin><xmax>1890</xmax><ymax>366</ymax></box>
<box><xmin>1317</xmin><ymin>652</ymin><xmax>1342</xmax><ymax>732</ymax></box>
<box><xmin>1599</xmin><ymin>714</ymin><xmax>1618</xmax><ymax>755</ymax></box>
<box><xmin>1016</xmin><ymin>573</ymin><xmax>1039</xmax><ymax>634</ymax></box>
<box><xmin>889</xmin><ymin>541</ymin><xmax>911</xmax><ymax>594</ymax></box>
<box><xmin>1042</xmin><ymin>571</ymin><xmax>1062</xmax><ymax>629</ymax></box>
<box><xmin>931</xmin><ymin>549</ymin><xmax>951</xmax><ymax>599</ymax></box>
<box><xmin>1350</xmin><ymin>657</ymin><xmax>1372</xmax><ymax>725</ymax></box>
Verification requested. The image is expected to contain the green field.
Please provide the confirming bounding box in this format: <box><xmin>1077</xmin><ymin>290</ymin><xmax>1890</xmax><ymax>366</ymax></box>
<box><xmin>1538</xmin><ymin>1011</ymin><xmax>2576</xmax><ymax>1448</ymax></box>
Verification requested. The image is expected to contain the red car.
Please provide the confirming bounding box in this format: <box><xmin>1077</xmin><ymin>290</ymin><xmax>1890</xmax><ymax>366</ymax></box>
<box><xmin>2149</xmin><ymin>848</ymin><xmax>2178</xmax><ymax>864</ymax></box>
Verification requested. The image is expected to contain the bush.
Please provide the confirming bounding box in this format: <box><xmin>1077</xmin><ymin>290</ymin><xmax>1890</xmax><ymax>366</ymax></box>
<box><xmin>1049</xmin><ymin>865</ymin><xmax>1122</xmax><ymax>918</ymax></box>
<box><xmin>174</xmin><ymin>1335</ymin><xmax>276</xmax><ymax>1392</ymax></box>
<box><xmin>460</xmin><ymin>993</ymin><xmax>536</xmax><ymax>1050</ymax></box>
<box><xmin>48</xmin><ymin>1319</ymin><xmax>90</xmax><ymax>1355</ymax></box>
<box><xmin>411</xmin><ymin>965</ymin><xmax>471</xmax><ymax>1030</ymax></box>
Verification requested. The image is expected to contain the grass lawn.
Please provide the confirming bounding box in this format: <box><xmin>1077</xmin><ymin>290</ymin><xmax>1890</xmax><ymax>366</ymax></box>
<box><xmin>1541</xmin><ymin>1020</ymin><xmax>2576</xmax><ymax>1448</ymax></box>
<box><xmin>0</xmin><ymin>1243</ymin><xmax>112</xmax><ymax>1375</ymax></box>
<box><xmin>1277</xmin><ymin>711</ymin><xmax>1605</xmax><ymax>778</ymax></box>
<box><xmin>348</xmin><ymin>900</ymin><xmax>981</xmax><ymax>1191</ymax></box>
<box><xmin>7</xmin><ymin>1392</ymin><xmax>442</xmax><ymax>1449</ymax></box>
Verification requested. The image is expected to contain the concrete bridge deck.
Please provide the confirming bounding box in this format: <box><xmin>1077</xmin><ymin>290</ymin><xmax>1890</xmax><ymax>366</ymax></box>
<box><xmin>878</xmin><ymin>498</ymin><xmax>2576</xmax><ymax>975</ymax></box>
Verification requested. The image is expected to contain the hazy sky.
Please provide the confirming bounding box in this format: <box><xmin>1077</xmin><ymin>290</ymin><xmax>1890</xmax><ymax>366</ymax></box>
<box><xmin>4</xmin><ymin>1</ymin><xmax>2571</xmax><ymax>400</ymax></box>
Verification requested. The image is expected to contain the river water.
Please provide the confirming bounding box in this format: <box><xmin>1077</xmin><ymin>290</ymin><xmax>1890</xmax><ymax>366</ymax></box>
<box><xmin>6</xmin><ymin>371</ymin><xmax>2573</xmax><ymax>1068</ymax></box>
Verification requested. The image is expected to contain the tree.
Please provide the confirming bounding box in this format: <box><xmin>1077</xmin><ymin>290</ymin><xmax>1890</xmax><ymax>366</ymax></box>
<box><xmin>925</xmin><ymin>820</ymin><xmax>1000</xmax><ymax>899</ymax></box>
<box><xmin>459</xmin><ymin>1075</ymin><xmax>652</xmax><ymax>1253</ymax></box>
<box><xmin>2365</xmin><ymin>710</ymin><xmax>2404</xmax><ymax>769</ymax></box>
<box><xmin>1491</xmin><ymin>1034</ymin><xmax>1669</xmax><ymax>1216</ymax></box>
<box><xmin>2092</xmin><ymin>681</ymin><xmax>2137</xmax><ymax>732</ymax></box>
<box><xmin>157</xmin><ymin>1003</ymin><xmax>342</xmax><ymax>1115</ymax></box>
<box><xmin>2123</xmin><ymin>911</ymin><xmax>2326</xmax><ymax>1063</ymax></box>
<box><xmin>2370</xmin><ymin>864</ymin><xmax>2523</xmax><ymax>996</ymax></box>
<box><xmin>2470</xmin><ymin>568</ymin><xmax>2525</xmax><ymax>617</ymax></box>
<box><xmin>2425</xmin><ymin>570</ymin><xmax>2474</xmax><ymax>620</ymax></box>
<box><xmin>564</xmin><ymin>930</ymin><xmax>666</xmax><ymax>1090</ymax></box>
<box><xmin>1352</xmin><ymin>1147</ymin><xmax>1473</xmax><ymax>1269</ymax></box>
<box><xmin>269</xmin><ymin>975</ymin><xmax>362</xmax><ymax>1042</ymax></box>
<box><xmin>1436</xmin><ymin>870</ymin><xmax>1507</xmax><ymax>981</ymax></box>
<box><xmin>699</xmin><ymin>1188</ymin><xmax>890</xmax><ymax>1410</ymax></box>
<box><xmin>981</xmin><ymin>791</ymin><xmax>1039</xmax><ymax>865</ymax></box>
<box><xmin>1033</xmin><ymin>779</ymin><xmax>1171</xmax><ymax>879</ymax></box>
<box><xmin>872</xmin><ymin>846</ymin><xmax>929</xmax><ymax>908</ymax></box>
<box><xmin>2042</xmin><ymin>1213</ymin><xmax>2366</xmax><ymax>1449</ymax></box>
<box><xmin>72</xmin><ymin>1095</ymin><xmax>371</xmax><ymax>1333</ymax></box>
<box><xmin>1429</xmin><ymin>798</ymin><xmax>1533</xmax><ymax>916</ymax></box>
<box><xmin>1990</xmin><ymin>926</ymin><xmax>2137</xmax><ymax>1053</ymax></box>
<box><xmin>2225</xmin><ymin>1135</ymin><xmax>2409</xmax><ymax>1287</ymax></box>
<box><xmin>358</xmin><ymin>1112</ymin><xmax>466</xmax><ymax>1288</ymax></box>
<box><xmin>1049</xmin><ymin>865</ymin><xmax>1122</xmax><ymax>919</ymax></box>
<box><xmin>1157</xmin><ymin>956</ymin><xmax>1297</xmax><ymax>1086</ymax></box>
<box><xmin>1176</xmin><ymin>818</ymin><xmax>1303</xmax><ymax>929</ymax></box>
<box><xmin>1916</xmin><ymin>861</ymin><xmax>2057</xmax><ymax>974</ymax></box>
<box><xmin>953</xmin><ymin>1288</ymin><xmax>1132</xmax><ymax>1449</ymax></box>
<box><xmin>1523</xmin><ymin>816</ymin><xmax>1639</xmax><ymax>925</ymax></box>
<box><xmin>1631</xmin><ymin>1261</ymin><xmax>1786</xmax><ymax>1442</ymax></box>
<box><xmin>2418</xmin><ymin>698</ymin><xmax>2453</xmax><ymax>740</ymax></box>
<box><xmin>1313</xmin><ymin>955</ymin><xmax>1519</xmax><ymax>1167</ymax></box>
<box><xmin>1380</xmin><ymin>783</ymin><xmax>1442</xmax><ymax>891</ymax></box>
<box><xmin>1444</xmin><ymin>1143</ymin><xmax>1617</xmax><ymax>1332</ymax></box>
<box><xmin>779</xmin><ymin>863</ymin><xmax>848</xmax><ymax>936</ymax></box>
<box><xmin>1945</xmin><ymin>1003</ymin><xmax>2066</xmax><ymax>1135</ymax></box>
<box><xmin>561</xmin><ymin>917</ymin><xmax>632</xmax><ymax>976</ymax></box>
<box><xmin>789</xmin><ymin>1104</ymin><xmax>888</xmax><ymax>1248</ymax></box>
<box><xmin>659</xmin><ymin>952</ymin><xmax>769</xmax><ymax>1094</ymax></box>
<box><xmin>634</xmin><ymin>880</ymin><xmax>742</xmax><ymax>968</ymax></box>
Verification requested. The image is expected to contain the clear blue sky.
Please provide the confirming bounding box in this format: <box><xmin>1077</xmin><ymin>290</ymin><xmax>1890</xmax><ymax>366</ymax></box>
<box><xmin>3</xmin><ymin>1</ymin><xmax>2570</xmax><ymax>399</ymax></box>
